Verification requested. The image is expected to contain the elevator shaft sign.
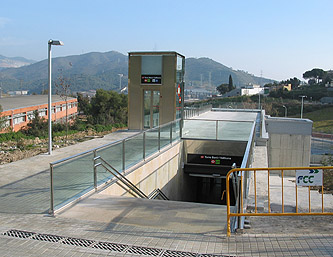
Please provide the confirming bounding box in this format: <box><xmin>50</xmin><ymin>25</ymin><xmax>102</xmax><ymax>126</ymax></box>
<box><xmin>296</xmin><ymin>169</ymin><xmax>323</xmax><ymax>187</ymax></box>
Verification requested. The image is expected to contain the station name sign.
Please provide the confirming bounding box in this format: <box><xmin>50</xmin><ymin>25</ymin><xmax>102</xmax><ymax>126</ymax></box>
<box><xmin>141</xmin><ymin>75</ymin><xmax>162</xmax><ymax>84</ymax></box>
<box><xmin>187</xmin><ymin>154</ymin><xmax>242</xmax><ymax>166</ymax></box>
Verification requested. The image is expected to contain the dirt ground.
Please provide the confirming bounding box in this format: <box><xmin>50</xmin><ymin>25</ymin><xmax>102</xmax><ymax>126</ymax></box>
<box><xmin>243</xmin><ymin>214</ymin><xmax>333</xmax><ymax>235</ymax></box>
<box><xmin>0</xmin><ymin>127</ymin><xmax>125</xmax><ymax>165</ymax></box>
<box><xmin>310</xmin><ymin>169</ymin><xmax>333</xmax><ymax>195</ymax></box>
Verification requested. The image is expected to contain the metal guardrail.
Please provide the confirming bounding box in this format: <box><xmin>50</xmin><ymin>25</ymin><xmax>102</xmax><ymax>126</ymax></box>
<box><xmin>184</xmin><ymin>104</ymin><xmax>212</xmax><ymax>119</ymax></box>
<box><xmin>226</xmin><ymin>166</ymin><xmax>333</xmax><ymax>237</ymax></box>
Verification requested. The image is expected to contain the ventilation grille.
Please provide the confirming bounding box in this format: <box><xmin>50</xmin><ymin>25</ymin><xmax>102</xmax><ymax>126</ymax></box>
<box><xmin>163</xmin><ymin>250</ymin><xmax>197</xmax><ymax>257</ymax></box>
<box><xmin>3</xmin><ymin>229</ymin><xmax>232</xmax><ymax>257</ymax></box>
<box><xmin>33</xmin><ymin>233</ymin><xmax>63</xmax><ymax>243</ymax></box>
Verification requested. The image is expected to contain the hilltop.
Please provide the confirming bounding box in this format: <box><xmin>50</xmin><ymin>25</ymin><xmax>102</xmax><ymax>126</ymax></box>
<box><xmin>0</xmin><ymin>55</ymin><xmax>35</xmax><ymax>70</ymax></box>
<box><xmin>0</xmin><ymin>51</ymin><xmax>274</xmax><ymax>94</ymax></box>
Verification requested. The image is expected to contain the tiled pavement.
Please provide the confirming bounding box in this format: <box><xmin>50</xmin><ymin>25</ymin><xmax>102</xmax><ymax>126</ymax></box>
<box><xmin>1</xmin><ymin>213</ymin><xmax>332</xmax><ymax>256</ymax></box>
<box><xmin>0</xmin><ymin>133</ymin><xmax>333</xmax><ymax>256</ymax></box>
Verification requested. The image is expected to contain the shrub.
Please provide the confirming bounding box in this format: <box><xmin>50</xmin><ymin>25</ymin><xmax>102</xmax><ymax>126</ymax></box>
<box><xmin>0</xmin><ymin>131</ymin><xmax>33</xmax><ymax>143</ymax></box>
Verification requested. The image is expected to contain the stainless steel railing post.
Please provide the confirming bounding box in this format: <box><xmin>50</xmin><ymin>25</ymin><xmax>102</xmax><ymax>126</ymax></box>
<box><xmin>122</xmin><ymin>139</ymin><xmax>125</xmax><ymax>172</ymax></box>
<box><xmin>180</xmin><ymin>119</ymin><xmax>183</xmax><ymax>139</ymax></box>
<box><xmin>158</xmin><ymin>126</ymin><xmax>161</xmax><ymax>151</ymax></box>
<box><xmin>143</xmin><ymin>131</ymin><xmax>146</xmax><ymax>160</ymax></box>
<box><xmin>93</xmin><ymin>150</ymin><xmax>97</xmax><ymax>190</ymax></box>
<box><xmin>49</xmin><ymin>163</ymin><xmax>54</xmax><ymax>216</ymax></box>
<box><xmin>170</xmin><ymin>121</ymin><xmax>173</xmax><ymax>144</ymax></box>
<box><xmin>216</xmin><ymin>120</ymin><xmax>218</xmax><ymax>140</ymax></box>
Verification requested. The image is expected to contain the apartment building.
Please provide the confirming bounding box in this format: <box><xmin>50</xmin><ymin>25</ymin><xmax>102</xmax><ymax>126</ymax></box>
<box><xmin>0</xmin><ymin>95</ymin><xmax>78</xmax><ymax>132</ymax></box>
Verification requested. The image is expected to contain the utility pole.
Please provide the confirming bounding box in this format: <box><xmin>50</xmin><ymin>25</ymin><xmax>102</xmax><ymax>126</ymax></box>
<box><xmin>283</xmin><ymin>105</ymin><xmax>287</xmax><ymax>117</ymax></box>
<box><xmin>259</xmin><ymin>70</ymin><xmax>263</xmax><ymax>109</ymax></box>
<box><xmin>300</xmin><ymin>95</ymin><xmax>307</xmax><ymax>119</ymax></box>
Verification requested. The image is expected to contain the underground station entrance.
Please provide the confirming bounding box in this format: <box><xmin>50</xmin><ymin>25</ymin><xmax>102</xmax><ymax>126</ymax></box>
<box><xmin>57</xmin><ymin>108</ymin><xmax>259</xmax><ymax>237</ymax></box>
<box><xmin>181</xmin><ymin>110</ymin><xmax>258</xmax><ymax>207</ymax></box>
<box><xmin>53</xmin><ymin>52</ymin><xmax>261</xmax><ymax>237</ymax></box>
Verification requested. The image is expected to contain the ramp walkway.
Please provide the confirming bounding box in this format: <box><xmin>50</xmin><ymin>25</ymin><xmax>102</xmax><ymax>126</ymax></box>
<box><xmin>0</xmin><ymin>130</ymin><xmax>136</xmax><ymax>213</ymax></box>
<box><xmin>60</xmin><ymin>195</ymin><xmax>229</xmax><ymax>234</ymax></box>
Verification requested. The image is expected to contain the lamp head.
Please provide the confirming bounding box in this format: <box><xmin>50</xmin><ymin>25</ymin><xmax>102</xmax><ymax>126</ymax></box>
<box><xmin>48</xmin><ymin>39</ymin><xmax>64</xmax><ymax>46</ymax></box>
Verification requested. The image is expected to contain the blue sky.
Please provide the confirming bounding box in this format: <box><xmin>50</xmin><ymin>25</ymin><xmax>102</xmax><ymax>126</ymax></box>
<box><xmin>1</xmin><ymin>0</ymin><xmax>332</xmax><ymax>81</ymax></box>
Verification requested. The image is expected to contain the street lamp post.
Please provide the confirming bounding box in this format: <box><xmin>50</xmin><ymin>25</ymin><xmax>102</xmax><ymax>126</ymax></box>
<box><xmin>118</xmin><ymin>73</ymin><xmax>123</xmax><ymax>91</ymax></box>
<box><xmin>283</xmin><ymin>105</ymin><xmax>287</xmax><ymax>117</ymax></box>
<box><xmin>48</xmin><ymin>39</ymin><xmax>64</xmax><ymax>155</ymax></box>
<box><xmin>258</xmin><ymin>92</ymin><xmax>261</xmax><ymax>109</ymax></box>
<box><xmin>299</xmin><ymin>95</ymin><xmax>307</xmax><ymax>119</ymax></box>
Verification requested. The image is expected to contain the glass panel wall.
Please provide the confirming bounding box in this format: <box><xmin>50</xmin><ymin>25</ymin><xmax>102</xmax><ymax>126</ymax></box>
<box><xmin>124</xmin><ymin>133</ymin><xmax>144</xmax><ymax>169</ymax></box>
<box><xmin>182</xmin><ymin>120</ymin><xmax>216</xmax><ymax>140</ymax></box>
<box><xmin>53</xmin><ymin>152</ymin><xmax>94</xmax><ymax>209</ymax></box>
<box><xmin>145</xmin><ymin>128</ymin><xmax>159</xmax><ymax>158</ymax></box>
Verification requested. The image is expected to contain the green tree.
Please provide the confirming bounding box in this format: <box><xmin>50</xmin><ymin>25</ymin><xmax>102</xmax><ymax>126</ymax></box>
<box><xmin>228</xmin><ymin>74</ymin><xmax>234</xmax><ymax>91</ymax></box>
<box><xmin>282</xmin><ymin>77</ymin><xmax>300</xmax><ymax>89</ymax></box>
<box><xmin>303</xmin><ymin>68</ymin><xmax>326</xmax><ymax>84</ymax></box>
<box><xmin>216</xmin><ymin>84</ymin><xmax>229</xmax><ymax>95</ymax></box>
<box><xmin>0</xmin><ymin>104</ymin><xmax>7</xmax><ymax>130</ymax></box>
<box><xmin>21</xmin><ymin>110</ymin><xmax>48</xmax><ymax>137</ymax></box>
<box><xmin>77</xmin><ymin>93</ymin><xmax>91</xmax><ymax>115</ymax></box>
<box><xmin>88</xmin><ymin>89</ymin><xmax>128</xmax><ymax>126</ymax></box>
<box><xmin>55</xmin><ymin>76</ymin><xmax>71</xmax><ymax>141</ymax></box>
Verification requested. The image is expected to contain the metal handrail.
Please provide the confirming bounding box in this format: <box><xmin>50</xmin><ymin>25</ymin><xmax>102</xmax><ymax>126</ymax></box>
<box><xmin>148</xmin><ymin>188</ymin><xmax>169</xmax><ymax>200</ymax></box>
<box><xmin>97</xmin><ymin>156</ymin><xmax>169</xmax><ymax>201</ymax></box>
<box><xmin>95</xmin><ymin>155</ymin><xmax>148</xmax><ymax>199</ymax></box>
<box><xmin>183</xmin><ymin>118</ymin><xmax>255</xmax><ymax>123</ymax></box>
<box><xmin>212</xmin><ymin>108</ymin><xmax>262</xmax><ymax>113</ymax></box>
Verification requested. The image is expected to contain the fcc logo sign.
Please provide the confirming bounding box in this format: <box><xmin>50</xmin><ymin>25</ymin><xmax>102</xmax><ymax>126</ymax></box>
<box><xmin>296</xmin><ymin>169</ymin><xmax>323</xmax><ymax>187</ymax></box>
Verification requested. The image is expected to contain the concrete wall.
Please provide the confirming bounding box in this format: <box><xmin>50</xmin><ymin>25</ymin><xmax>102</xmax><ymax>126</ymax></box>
<box><xmin>268</xmin><ymin>134</ymin><xmax>311</xmax><ymax>167</ymax></box>
<box><xmin>99</xmin><ymin>141</ymin><xmax>193</xmax><ymax>201</ymax></box>
<box><xmin>265</xmin><ymin>117</ymin><xmax>312</xmax><ymax>175</ymax></box>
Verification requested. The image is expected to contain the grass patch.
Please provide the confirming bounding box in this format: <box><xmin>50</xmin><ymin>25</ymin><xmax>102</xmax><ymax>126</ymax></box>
<box><xmin>302</xmin><ymin>107</ymin><xmax>333</xmax><ymax>122</ymax></box>
<box><xmin>298</xmin><ymin>107</ymin><xmax>333</xmax><ymax>133</ymax></box>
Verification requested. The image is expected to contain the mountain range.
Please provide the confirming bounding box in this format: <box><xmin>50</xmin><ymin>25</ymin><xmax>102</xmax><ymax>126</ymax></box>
<box><xmin>0</xmin><ymin>51</ymin><xmax>274</xmax><ymax>94</ymax></box>
<box><xmin>0</xmin><ymin>55</ymin><xmax>35</xmax><ymax>70</ymax></box>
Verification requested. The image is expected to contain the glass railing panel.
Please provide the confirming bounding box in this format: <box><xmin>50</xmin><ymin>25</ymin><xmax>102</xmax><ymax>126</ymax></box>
<box><xmin>182</xmin><ymin>119</ymin><xmax>216</xmax><ymax>140</ymax></box>
<box><xmin>160</xmin><ymin>123</ymin><xmax>171</xmax><ymax>148</ymax></box>
<box><xmin>53</xmin><ymin>151</ymin><xmax>94</xmax><ymax>209</ymax></box>
<box><xmin>96</xmin><ymin>141</ymin><xmax>123</xmax><ymax>184</ymax></box>
<box><xmin>145</xmin><ymin>128</ymin><xmax>159</xmax><ymax>158</ymax></box>
<box><xmin>124</xmin><ymin>133</ymin><xmax>144</xmax><ymax>169</ymax></box>
<box><xmin>172</xmin><ymin>120</ymin><xmax>181</xmax><ymax>141</ymax></box>
<box><xmin>217</xmin><ymin>121</ymin><xmax>253</xmax><ymax>141</ymax></box>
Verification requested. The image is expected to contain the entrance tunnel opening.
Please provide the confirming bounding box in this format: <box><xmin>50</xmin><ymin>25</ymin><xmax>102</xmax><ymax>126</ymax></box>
<box><xmin>170</xmin><ymin>139</ymin><xmax>248</xmax><ymax>207</ymax></box>
<box><xmin>193</xmin><ymin>176</ymin><xmax>236</xmax><ymax>206</ymax></box>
